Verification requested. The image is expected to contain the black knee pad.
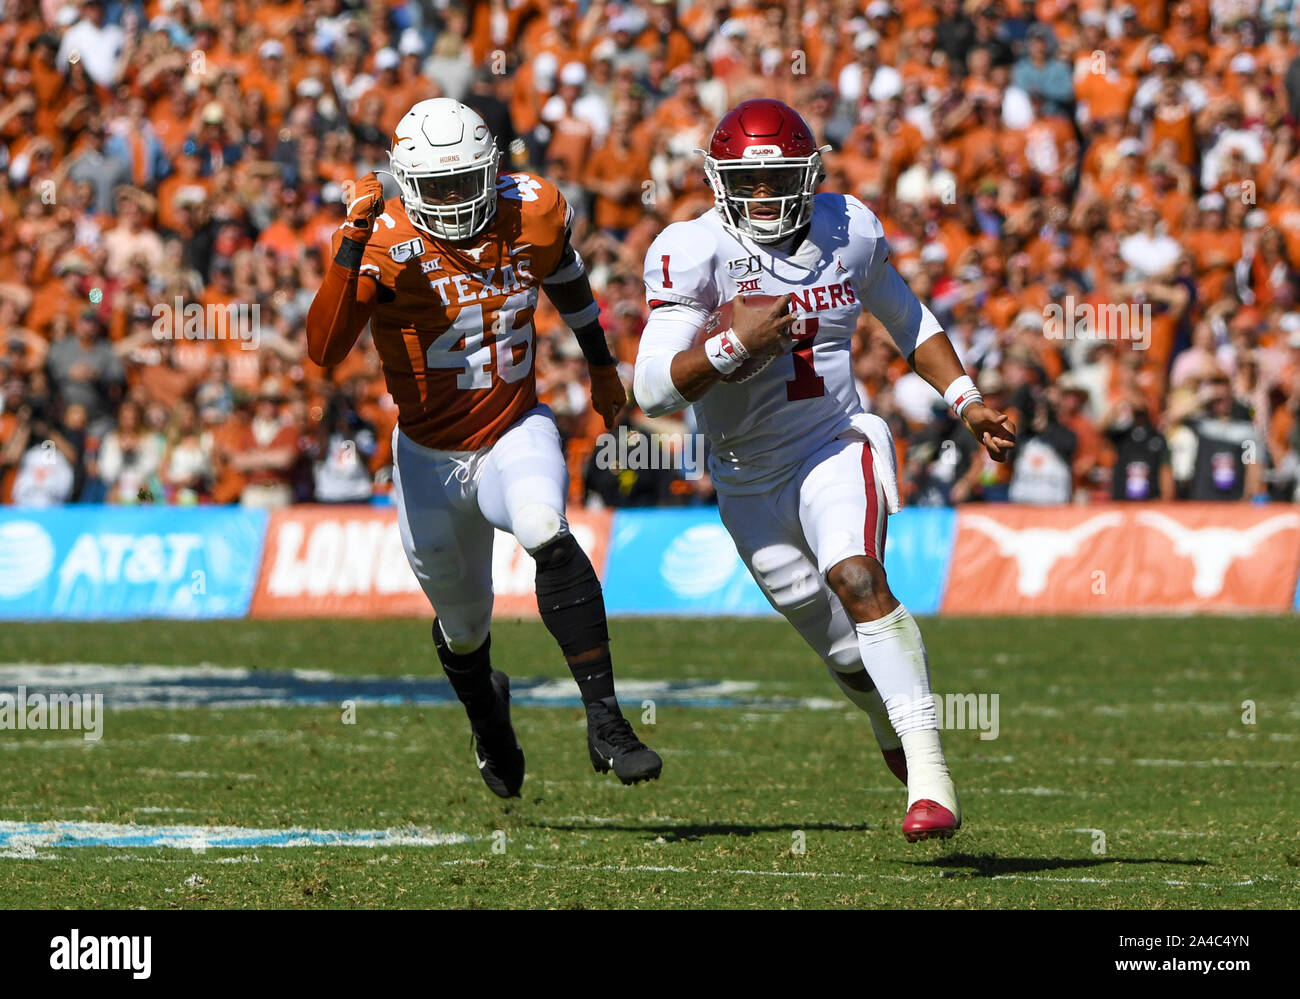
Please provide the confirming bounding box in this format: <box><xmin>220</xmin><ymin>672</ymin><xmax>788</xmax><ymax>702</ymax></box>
<box><xmin>533</xmin><ymin>534</ymin><xmax>610</xmax><ymax>657</ymax></box>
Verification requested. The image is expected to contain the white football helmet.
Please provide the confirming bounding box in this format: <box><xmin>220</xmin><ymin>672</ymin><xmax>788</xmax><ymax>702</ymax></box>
<box><xmin>390</xmin><ymin>98</ymin><xmax>500</xmax><ymax>242</ymax></box>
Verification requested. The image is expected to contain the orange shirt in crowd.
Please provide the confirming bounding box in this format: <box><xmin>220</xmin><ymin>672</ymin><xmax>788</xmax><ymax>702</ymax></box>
<box><xmin>583</xmin><ymin>140</ymin><xmax>652</xmax><ymax>232</ymax></box>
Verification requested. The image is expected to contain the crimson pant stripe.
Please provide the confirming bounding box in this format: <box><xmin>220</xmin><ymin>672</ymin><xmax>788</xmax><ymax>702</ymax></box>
<box><xmin>860</xmin><ymin>442</ymin><xmax>881</xmax><ymax>562</ymax></box>
<box><xmin>879</xmin><ymin>484</ymin><xmax>888</xmax><ymax>558</ymax></box>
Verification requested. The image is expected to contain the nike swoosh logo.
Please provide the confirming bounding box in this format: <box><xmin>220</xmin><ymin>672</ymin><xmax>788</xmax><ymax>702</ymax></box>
<box><xmin>477</xmin><ymin>757</ymin><xmax>488</xmax><ymax>769</ymax></box>
<box><xmin>606</xmin><ymin>756</ymin><xmax>615</xmax><ymax>768</ymax></box>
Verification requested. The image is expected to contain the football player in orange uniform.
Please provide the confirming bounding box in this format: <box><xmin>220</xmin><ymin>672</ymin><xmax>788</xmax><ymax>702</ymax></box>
<box><xmin>307</xmin><ymin>99</ymin><xmax>661</xmax><ymax>798</ymax></box>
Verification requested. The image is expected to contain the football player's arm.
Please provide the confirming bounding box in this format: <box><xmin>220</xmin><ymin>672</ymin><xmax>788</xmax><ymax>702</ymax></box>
<box><xmin>862</xmin><ymin>259</ymin><xmax>1016</xmax><ymax>462</ymax></box>
<box><xmin>634</xmin><ymin>296</ymin><xmax>796</xmax><ymax>412</ymax></box>
<box><xmin>306</xmin><ymin>236</ymin><xmax>378</xmax><ymax>367</ymax></box>
<box><xmin>637</xmin><ymin>225</ymin><xmax>797</xmax><ymax>411</ymax></box>
<box><xmin>306</xmin><ymin>173</ymin><xmax>384</xmax><ymax>367</ymax></box>
<box><xmin>541</xmin><ymin>233</ymin><xmax>626</xmax><ymax>429</ymax></box>
<box><xmin>636</xmin><ymin>227</ymin><xmax>724</xmax><ymax>413</ymax></box>
<box><xmin>634</xmin><ymin>303</ymin><xmax>714</xmax><ymax>416</ymax></box>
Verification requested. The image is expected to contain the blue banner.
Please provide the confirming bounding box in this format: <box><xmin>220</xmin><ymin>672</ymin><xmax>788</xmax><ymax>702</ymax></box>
<box><xmin>0</xmin><ymin>506</ymin><xmax>267</xmax><ymax>620</ymax></box>
<box><xmin>603</xmin><ymin>508</ymin><xmax>772</xmax><ymax>616</ymax></box>
<box><xmin>602</xmin><ymin>507</ymin><xmax>955</xmax><ymax>617</ymax></box>
<box><xmin>880</xmin><ymin>507</ymin><xmax>957</xmax><ymax>616</ymax></box>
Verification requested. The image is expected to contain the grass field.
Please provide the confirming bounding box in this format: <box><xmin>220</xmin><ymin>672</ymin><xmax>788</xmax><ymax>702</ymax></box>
<box><xmin>0</xmin><ymin>615</ymin><xmax>1296</xmax><ymax>909</ymax></box>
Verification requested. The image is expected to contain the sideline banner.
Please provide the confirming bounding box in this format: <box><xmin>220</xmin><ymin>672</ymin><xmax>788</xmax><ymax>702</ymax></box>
<box><xmin>943</xmin><ymin>503</ymin><xmax>1300</xmax><ymax>615</ymax></box>
<box><xmin>5</xmin><ymin>502</ymin><xmax>1297</xmax><ymax>620</ymax></box>
<box><xmin>249</xmin><ymin>505</ymin><xmax>612</xmax><ymax>619</ymax></box>
<box><xmin>0</xmin><ymin>506</ymin><xmax>266</xmax><ymax>620</ymax></box>
<box><xmin>601</xmin><ymin>507</ymin><xmax>955</xmax><ymax>616</ymax></box>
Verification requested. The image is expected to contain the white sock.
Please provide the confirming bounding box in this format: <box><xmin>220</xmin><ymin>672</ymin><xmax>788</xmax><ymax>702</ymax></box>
<box><xmin>854</xmin><ymin>605</ymin><xmax>958</xmax><ymax>815</ymax></box>
<box><xmin>828</xmin><ymin>669</ymin><xmax>902</xmax><ymax>752</ymax></box>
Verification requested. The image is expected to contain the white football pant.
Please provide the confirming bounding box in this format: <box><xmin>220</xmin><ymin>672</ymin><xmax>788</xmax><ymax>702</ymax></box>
<box><xmin>392</xmin><ymin>403</ymin><xmax>570</xmax><ymax>652</ymax></box>
<box><xmin>717</xmin><ymin>429</ymin><xmax>892</xmax><ymax>693</ymax></box>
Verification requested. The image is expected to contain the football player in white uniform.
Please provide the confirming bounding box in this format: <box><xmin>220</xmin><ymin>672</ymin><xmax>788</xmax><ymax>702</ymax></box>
<box><xmin>633</xmin><ymin>99</ymin><xmax>1016</xmax><ymax>841</ymax></box>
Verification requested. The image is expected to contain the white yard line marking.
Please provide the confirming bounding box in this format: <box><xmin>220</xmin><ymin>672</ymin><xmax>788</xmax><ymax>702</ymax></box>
<box><xmin>133</xmin><ymin>769</ymin><xmax>259</xmax><ymax>781</ymax></box>
<box><xmin>1073</xmin><ymin>827</ymin><xmax>1212</xmax><ymax>838</ymax></box>
<box><xmin>1056</xmin><ymin>756</ymin><xmax>1294</xmax><ymax>769</ymax></box>
<box><xmin>429</xmin><ymin>858</ymin><xmax>1282</xmax><ymax>889</ymax></box>
<box><xmin>1133</xmin><ymin>758</ymin><xmax>1291</xmax><ymax>768</ymax></box>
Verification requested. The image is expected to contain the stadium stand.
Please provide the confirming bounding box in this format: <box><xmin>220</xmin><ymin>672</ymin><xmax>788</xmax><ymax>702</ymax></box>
<box><xmin>2</xmin><ymin>0</ymin><xmax>1299</xmax><ymax>509</ymax></box>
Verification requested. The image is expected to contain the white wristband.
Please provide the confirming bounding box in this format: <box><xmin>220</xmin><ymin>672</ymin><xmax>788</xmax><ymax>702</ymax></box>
<box><xmin>943</xmin><ymin>374</ymin><xmax>982</xmax><ymax>418</ymax></box>
<box><xmin>704</xmin><ymin>328</ymin><xmax>749</xmax><ymax>376</ymax></box>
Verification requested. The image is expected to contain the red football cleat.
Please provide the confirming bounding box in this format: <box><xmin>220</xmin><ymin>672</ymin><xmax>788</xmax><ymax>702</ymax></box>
<box><xmin>882</xmin><ymin>747</ymin><xmax>908</xmax><ymax>786</ymax></box>
<box><xmin>902</xmin><ymin>799</ymin><xmax>960</xmax><ymax>842</ymax></box>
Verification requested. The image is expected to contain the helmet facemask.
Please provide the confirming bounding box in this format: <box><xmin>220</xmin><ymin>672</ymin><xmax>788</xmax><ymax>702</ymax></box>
<box><xmin>703</xmin><ymin>152</ymin><xmax>824</xmax><ymax>244</ymax></box>
<box><xmin>391</xmin><ymin>145</ymin><xmax>500</xmax><ymax>242</ymax></box>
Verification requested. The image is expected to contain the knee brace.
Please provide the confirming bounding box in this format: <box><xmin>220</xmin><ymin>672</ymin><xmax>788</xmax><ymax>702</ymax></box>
<box><xmin>533</xmin><ymin>533</ymin><xmax>609</xmax><ymax>657</ymax></box>
<box><xmin>432</xmin><ymin>618</ymin><xmax>490</xmax><ymax>670</ymax></box>
<box><xmin>824</xmin><ymin>633</ymin><xmax>866</xmax><ymax>674</ymax></box>
<box><xmin>513</xmin><ymin>502</ymin><xmax>566</xmax><ymax>554</ymax></box>
<box><xmin>752</xmin><ymin>544</ymin><xmax>825</xmax><ymax>621</ymax></box>
<box><xmin>433</xmin><ymin>601</ymin><xmax>493</xmax><ymax>654</ymax></box>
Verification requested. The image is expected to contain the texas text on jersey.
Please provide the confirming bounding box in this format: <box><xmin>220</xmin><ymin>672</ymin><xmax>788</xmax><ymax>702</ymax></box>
<box><xmin>325</xmin><ymin>172</ymin><xmax>572</xmax><ymax>451</ymax></box>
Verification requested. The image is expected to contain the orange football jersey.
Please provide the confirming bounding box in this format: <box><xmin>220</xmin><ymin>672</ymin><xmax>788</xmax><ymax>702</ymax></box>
<box><xmin>348</xmin><ymin>173</ymin><xmax>572</xmax><ymax>451</ymax></box>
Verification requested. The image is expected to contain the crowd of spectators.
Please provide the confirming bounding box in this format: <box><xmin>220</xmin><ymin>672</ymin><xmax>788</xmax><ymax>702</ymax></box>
<box><xmin>3</xmin><ymin>0</ymin><xmax>1300</xmax><ymax>511</ymax></box>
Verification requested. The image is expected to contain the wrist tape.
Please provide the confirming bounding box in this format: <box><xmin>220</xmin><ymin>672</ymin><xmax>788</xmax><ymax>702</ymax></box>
<box><xmin>704</xmin><ymin>328</ymin><xmax>750</xmax><ymax>376</ymax></box>
<box><xmin>944</xmin><ymin>374</ymin><xmax>983</xmax><ymax>419</ymax></box>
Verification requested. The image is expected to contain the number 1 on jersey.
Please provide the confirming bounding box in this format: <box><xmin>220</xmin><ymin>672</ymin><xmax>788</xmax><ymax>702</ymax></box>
<box><xmin>786</xmin><ymin>316</ymin><xmax>824</xmax><ymax>401</ymax></box>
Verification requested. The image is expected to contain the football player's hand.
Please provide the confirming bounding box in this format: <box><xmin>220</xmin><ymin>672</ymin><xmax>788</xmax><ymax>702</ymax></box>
<box><xmin>731</xmin><ymin>293</ymin><xmax>797</xmax><ymax>357</ymax></box>
<box><xmin>343</xmin><ymin>173</ymin><xmax>385</xmax><ymax>238</ymax></box>
<box><xmin>963</xmin><ymin>402</ymin><xmax>1016</xmax><ymax>462</ymax></box>
<box><xmin>589</xmin><ymin>362</ymin><xmax>627</xmax><ymax>430</ymax></box>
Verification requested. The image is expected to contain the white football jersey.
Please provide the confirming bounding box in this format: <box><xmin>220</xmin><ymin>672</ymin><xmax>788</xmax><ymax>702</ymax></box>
<box><xmin>638</xmin><ymin>193</ymin><xmax>942</xmax><ymax>494</ymax></box>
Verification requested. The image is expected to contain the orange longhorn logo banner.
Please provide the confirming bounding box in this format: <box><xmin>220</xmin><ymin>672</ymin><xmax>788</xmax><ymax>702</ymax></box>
<box><xmin>943</xmin><ymin>504</ymin><xmax>1300</xmax><ymax>614</ymax></box>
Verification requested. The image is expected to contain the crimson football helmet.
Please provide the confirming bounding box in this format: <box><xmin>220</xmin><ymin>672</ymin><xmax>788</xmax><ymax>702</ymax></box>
<box><xmin>700</xmin><ymin>99</ymin><xmax>829</xmax><ymax>244</ymax></box>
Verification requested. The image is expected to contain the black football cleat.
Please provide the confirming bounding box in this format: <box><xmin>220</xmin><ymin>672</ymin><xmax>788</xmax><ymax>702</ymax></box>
<box><xmin>470</xmin><ymin>670</ymin><xmax>526</xmax><ymax>799</ymax></box>
<box><xmin>586</xmin><ymin>697</ymin><xmax>662</xmax><ymax>785</ymax></box>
